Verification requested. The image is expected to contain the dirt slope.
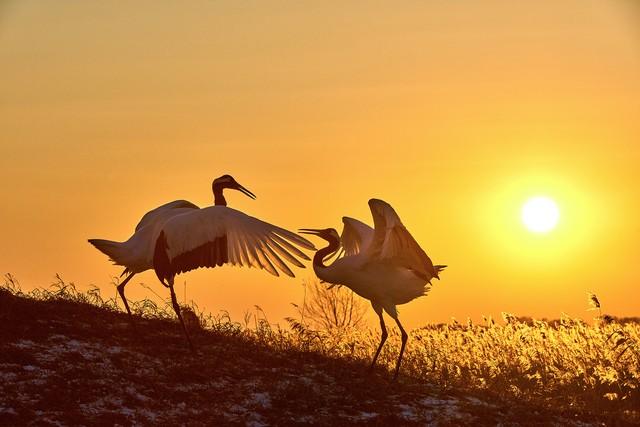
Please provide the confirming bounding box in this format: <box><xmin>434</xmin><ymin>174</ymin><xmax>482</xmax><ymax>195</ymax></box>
<box><xmin>0</xmin><ymin>290</ymin><xmax>613</xmax><ymax>426</ymax></box>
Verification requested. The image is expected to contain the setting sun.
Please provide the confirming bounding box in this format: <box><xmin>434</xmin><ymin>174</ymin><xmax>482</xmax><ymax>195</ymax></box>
<box><xmin>521</xmin><ymin>196</ymin><xmax>560</xmax><ymax>233</ymax></box>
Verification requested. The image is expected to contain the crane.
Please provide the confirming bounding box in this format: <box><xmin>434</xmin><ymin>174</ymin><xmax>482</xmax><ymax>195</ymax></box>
<box><xmin>300</xmin><ymin>198</ymin><xmax>445</xmax><ymax>379</ymax></box>
<box><xmin>89</xmin><ymin>175</ymin><xmax>314</xmax><ymax>350</ymax></box>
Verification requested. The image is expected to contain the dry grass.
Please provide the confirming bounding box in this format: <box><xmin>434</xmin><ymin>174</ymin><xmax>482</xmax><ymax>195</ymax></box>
<box><xmin>285</xmin><ymin>308</ymin><xmax>639</xmax><ymax>423</ymax></box>
<box><xmin>1</xmin><ymin>274</ymin><xmax>637</xmax><ymax>424</ymax></box>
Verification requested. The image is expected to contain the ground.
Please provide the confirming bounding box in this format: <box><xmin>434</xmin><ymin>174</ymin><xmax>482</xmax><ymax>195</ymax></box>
<box><xmin>0</xmin><ymin>290</ymin><xmax>620</xmax><ymax>426</ymax></box>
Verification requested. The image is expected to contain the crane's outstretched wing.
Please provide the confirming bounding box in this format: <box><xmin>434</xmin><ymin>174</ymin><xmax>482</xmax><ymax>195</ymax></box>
<box><xmin>153</xmin><ymin>206</ymin><xmax>316</xmax><ymax>284</ymax></box>
<box><xmin>366</xmin><ymin>198</ymin><xmax>441</xmax><ymax>282</ymax></box>
<box><xmin>135</xmin><ymin>200</ymin><xmax>200</xmax><ymax>232</ymax></box>
<box><xmin>341</xmin><ymin>216</ymin><xmax>374</xmax><ymax>256</ymax></box>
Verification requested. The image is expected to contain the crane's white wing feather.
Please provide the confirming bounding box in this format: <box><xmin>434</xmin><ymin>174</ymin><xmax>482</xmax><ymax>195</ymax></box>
<box><xmin>135</xmin><ymin>200</ymin><xmax>200</xmax><ymax>232</ymax></box>
<box><xmin>90</xmin><ymin>201</ymin><xmax>200</xmax><ymax>275</ymax></box>
<box><xmin>153</xmin><ymin>206</ymin><xmax>315</xmax><ymax>284</ymax></box>
<box><xmin>366</xmin><ymin>199</ymin><xmax>438</xmax><ymax>282</ymax></box>
<box><xmin>341</xmin><ymin>217</ymin><xmax>374</xmax><ymax>256</ymax></box>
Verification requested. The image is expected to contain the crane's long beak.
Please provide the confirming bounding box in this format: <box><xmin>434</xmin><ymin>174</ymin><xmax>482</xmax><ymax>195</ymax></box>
<box><xmin>235</xmin><ymin>183</ymin><xmax>256</xmax><ymax>200</ymax></box>
<box><xmin>299</xmin><ymin>228</ymin><xmax>323</xmax><ymax>236</ymax></box>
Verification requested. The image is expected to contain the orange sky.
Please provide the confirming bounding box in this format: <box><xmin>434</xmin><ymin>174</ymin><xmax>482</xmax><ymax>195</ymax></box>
<box><xmin>1</xmin><ymin>1</ymin><xmax>639</xmax><ymax>329</ymax></box>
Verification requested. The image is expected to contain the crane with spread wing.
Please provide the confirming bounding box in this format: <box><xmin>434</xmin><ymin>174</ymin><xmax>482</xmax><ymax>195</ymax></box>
<box><xmin>301</xmin><ymin>198</ymin><xmax>445</xmax><ymax>379</ymax></box>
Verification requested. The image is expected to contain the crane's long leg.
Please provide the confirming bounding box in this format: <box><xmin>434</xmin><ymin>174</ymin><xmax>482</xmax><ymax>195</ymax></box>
<box><xmin>392</xmin><ymin>316</ymin><xmax>409</xmax><ymax>381</ymax></box>
<box><xmin>167</xmin><ymin>279</ymin><xmax>195</xmax><ymax>353</ymax></box>
<box><xmin>117</xmin><ymin>272</ymin><xmax>135</xmax><ymax>318</ymax></box>
<box><xmin>369</xmin><ymin>304</ymin><xmax>388</xmax><ymax>372</ymax></box>
<box><xmin>117</xmin><ymin>272</ymin><xmax>139</xmax><ymax>334</ymax></box>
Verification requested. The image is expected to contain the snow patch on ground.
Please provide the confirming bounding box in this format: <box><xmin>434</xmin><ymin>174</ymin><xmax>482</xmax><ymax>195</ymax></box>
<box><xmin>13</xmin><ymin>340</ymin><xmax>36</xmax><ymax>349</ymax></box>
<box><xmin>397</xmin><ymin>403</ymin><xmax>419</xmax><ymax>421</ymax></box>
<box><xmin>355</xmin><ymin>411</ymin><xmax>379</xmax><ymax>420</ymax></box>
<box><xmin>250</xmin><ymin>392</ymin><xmax>272</xmax><ymax>409</ymax></box>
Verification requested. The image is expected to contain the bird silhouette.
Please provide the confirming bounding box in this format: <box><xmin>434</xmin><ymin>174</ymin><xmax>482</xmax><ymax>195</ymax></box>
<box><xmin>301</xmin><ymin>198</ymin><xmax>445</xmax><ymax>379</ymax></box>
<box><xmin>90</xmin><ymin>175</ymin><xmax>315</xmax><ymax>350</ymax></box>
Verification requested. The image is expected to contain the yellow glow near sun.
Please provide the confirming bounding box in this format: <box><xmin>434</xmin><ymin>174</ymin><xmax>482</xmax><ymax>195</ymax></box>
<box><xmin>477</xmin><ymin>172</ymin><xmax>597</xmax><ymax>272</ymax></box>
<box><xmin>522</xmin><ymin>196</ymin><xmax>560</xmax><ymax>233</ymax></box>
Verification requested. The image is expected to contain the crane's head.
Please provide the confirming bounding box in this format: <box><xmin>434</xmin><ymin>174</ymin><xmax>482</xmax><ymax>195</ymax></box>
<box><xmin>299</xmin><ymin>228</ymin><xmax>342</xmax><ymax>264</ymax></box>
<box><xmin>212</xmin><ymin>175</ymin><xmax>256</xmax><ymax>200</ymax></box>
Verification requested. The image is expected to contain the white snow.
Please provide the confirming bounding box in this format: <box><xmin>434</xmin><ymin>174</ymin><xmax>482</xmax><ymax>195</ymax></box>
<box><xmin>356</xmin><ymin>411</ymin><xmax>379</xmax><ymax>420</ymax></box>
<box><xmin>250</xmin><ymin>392</ymin><xmax>272</xmax><ymax>409</ymax></box>
<box><xmin>13</xmin><ymin>340</ymin><xmax>36</xmax><ymax>349</ymax></box>
<box><xmin>397</xmin><ymin>403</ymin><xmax>418</xmax><ymax>421</ymax></box>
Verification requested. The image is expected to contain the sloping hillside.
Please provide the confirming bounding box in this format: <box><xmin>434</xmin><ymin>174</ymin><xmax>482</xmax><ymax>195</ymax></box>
<box><xmin>0</xmin><ymin>288</ymin><xmax>616</xmax><ymax>426</ymax></box>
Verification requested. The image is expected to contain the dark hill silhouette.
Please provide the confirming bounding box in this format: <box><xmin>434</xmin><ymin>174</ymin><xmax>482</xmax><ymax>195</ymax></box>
<box><xmin>0</xmin><ymin>286</ymin><xmax>617</xmax><ymax>425</ymax></box>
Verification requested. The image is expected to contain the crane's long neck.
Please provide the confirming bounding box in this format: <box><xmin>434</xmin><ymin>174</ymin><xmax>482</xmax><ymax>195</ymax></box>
<box><xmin>213</xmin><ymin>185</ymin><xmax>227</xmax><ymax>206</ymax></box>
<box><xmin>313</xmin><ymin>238</ymin><xmax>340</xmax><ymax>269</ymax></box>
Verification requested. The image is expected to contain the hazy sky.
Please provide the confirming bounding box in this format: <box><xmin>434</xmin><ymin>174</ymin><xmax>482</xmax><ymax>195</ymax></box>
<box><xmin>1</xmin><ymin>1</ymin><xmax>639</xmax><ymax>329</ymax></box>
